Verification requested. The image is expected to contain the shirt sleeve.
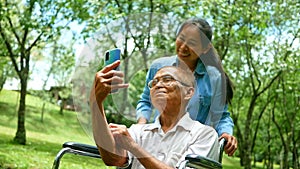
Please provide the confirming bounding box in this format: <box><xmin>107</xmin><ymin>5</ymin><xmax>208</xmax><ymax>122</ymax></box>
<box><xmin>206</xmin><ymin>66</ymin><xmax>234</xmax><ymax>136</ymax></box>
<box><xmin>216</xmin><ymin>105</ymin><xmax>234</xmax><ymax>136</ymax></box>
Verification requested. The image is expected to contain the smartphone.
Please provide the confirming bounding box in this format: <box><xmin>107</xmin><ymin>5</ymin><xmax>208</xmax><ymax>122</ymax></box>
<box><xmin>105</xmin><ymin>48</ymin><xmax>121</xmax><ymax>93</ymax></box>
<box><xmin>105</xmin><ymin>48</ymin><xmax>121</xmax><ymax>70</ymax></box>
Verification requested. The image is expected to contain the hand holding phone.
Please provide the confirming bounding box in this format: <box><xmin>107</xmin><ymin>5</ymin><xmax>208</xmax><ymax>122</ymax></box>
<box><xmin>105</xmin><ymin>48</ymin><xmax>121</xmax><ymax>70</ymax></box>
<box><xmin>105</xmin><ymin>48</ymin><xmax>121</xmax><ymax>93</ymax></box>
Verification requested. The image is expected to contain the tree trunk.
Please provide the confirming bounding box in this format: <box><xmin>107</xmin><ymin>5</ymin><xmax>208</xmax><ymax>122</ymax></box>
<box><xmin>281</xmin><ymin>146</ymin><xmax>289</xmax><ymax>169</ymax></box>
<box><xmin>13</xmin><ymin>77</ymin><xmax>27</xmax><ymax>145</ymax></box>
<box><xmin>267</xmin><ymin>111</ymin><xmax>273</xmax><ymax>169</ymax></box>
<box><xmin>0</xmin><ymin>75</ymin><xmax>6</xmax><ymax>92</ymax></box>
<box><xmin>293</xmin><ymin>144</ymin><xmax>299</xmax><ymax>169</ymax></box>
<box><xmin>41</xmin><ymin>102</ymin><xmax>45</xmax><ymax>122</ymax></box>
<box><xmin>241</xmin><ymin>97</ymin><xmax>257</xmax><ymax>169</ymax></box>
<box><xmin>243</xmin><ymin>143</ymin><xmax>252</xmax><ymax>169</ymax></box>
<box><xmin>59</xmin><ymin>99</ymin><xmax>65</xmax><ymax>115</ymax></box>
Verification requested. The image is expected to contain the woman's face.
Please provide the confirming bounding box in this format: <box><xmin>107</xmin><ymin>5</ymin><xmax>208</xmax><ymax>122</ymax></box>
<box><xmin>175</xmin><ymin>25</ymin><xmax>203</xmax><ymax>64</ymax></box>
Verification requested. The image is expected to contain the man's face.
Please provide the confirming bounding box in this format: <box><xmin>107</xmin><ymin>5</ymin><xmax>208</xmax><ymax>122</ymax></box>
<box><xmin>149</xmin><ymin>67</ymin><xmax>187</xmax><ymax>112</ymax></box>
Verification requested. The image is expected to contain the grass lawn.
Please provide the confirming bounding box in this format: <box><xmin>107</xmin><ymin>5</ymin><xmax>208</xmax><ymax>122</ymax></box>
<box><xmin>0</xmin><ymin>89</ymin><xmax>246</xmax><ymax>169</ymax></box>
<box><xmin>222</xmin><ymin>155</ymin><xmax>243</xmax><ymax>169</ymax></box>
<box><xmin>0</xmin><ymin>128</ymin><xmax>108</xmax><ymax>169</ymax></box>
<box><xmin>0</xmin><ymin>90</ymin><xmax>112</xmax><ymax>169</ymax></box>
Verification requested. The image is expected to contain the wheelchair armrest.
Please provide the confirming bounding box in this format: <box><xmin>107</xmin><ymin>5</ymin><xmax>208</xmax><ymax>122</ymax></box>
<box><xmin>185</xmin><ymin>154</ymin><xmax>222</xmax><ymax>169</ymax></box>
<box><xmin>53</xmin><ymin>142</ymin><xmax>101</xmax><ymax>169</ymax></box>
<box><xmin>218</xmin><ymin>138</ymin><xmax>227</xmax><ymax>163</ymax></box>
<box><xmin>63</xmin><ymin>142</ymin><xmax>100</xmax><ymax>155</ymax></box>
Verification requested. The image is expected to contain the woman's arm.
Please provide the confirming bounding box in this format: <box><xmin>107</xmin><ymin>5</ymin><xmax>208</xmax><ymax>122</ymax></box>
<box><xmin>206</xmin><ymin>66</ymin><xmax>233</xmax><ymax>134</ymax></box>
<box><xmin>206</xmin><ymin>66</ymin><xmax>237</xmax><ymax>156</ymax></box>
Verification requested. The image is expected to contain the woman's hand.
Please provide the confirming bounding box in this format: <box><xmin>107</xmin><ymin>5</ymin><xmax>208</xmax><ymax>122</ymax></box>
<box><xmin>219</xmin><ymin>133</ymin><xmax>238</xmax><ymax>156</ymax></box>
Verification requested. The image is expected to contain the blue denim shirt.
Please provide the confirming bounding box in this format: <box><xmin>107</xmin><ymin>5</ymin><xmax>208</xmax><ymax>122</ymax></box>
<box><xmin>136</xmin><ymin>56</ymin><xmax>234</xmax><ymax>136</ymax></box>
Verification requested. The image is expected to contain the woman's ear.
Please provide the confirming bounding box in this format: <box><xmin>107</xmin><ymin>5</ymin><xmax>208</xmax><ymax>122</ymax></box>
<box><xmin>203</xmin><ymin>43</ymin><xmax>212</xmax><ymax>54</ymax></box>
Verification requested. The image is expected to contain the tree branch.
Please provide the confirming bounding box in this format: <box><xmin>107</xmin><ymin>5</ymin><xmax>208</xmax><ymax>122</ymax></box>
<box><xmin>256</xmin><ymin>70</ymin><xmax>281</xmax><ymax>97</ymax></box>
<box><xmin>6</xmin><ymin>16</ymin><xmax>22</xmax><ymax>46</ymax></box>
<box><xmin>0</xmin><ymin>24</ymin><xmax>20</xmax><ymax>75</ymax></box>
<box><xmin>251</xmin><ymin>94</ymin><xmax>274</xmax><ymax>153</ymax></box>
<box><xmin>245</xmin><ymin>42</ymin><xmax>257</xmax><ymax>96</ymax></box>
<box><xmin>271</xmin><ymin>95</ymin><xmax>286</xmax><ymax>151</ymax></box>
<box><xmin>26</xmin><ymin>32</ymin><xmax>44</xmax><ymax>54</ymax></box>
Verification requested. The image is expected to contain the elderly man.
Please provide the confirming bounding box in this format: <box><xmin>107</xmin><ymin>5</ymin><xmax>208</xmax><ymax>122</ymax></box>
<box><xmin>90</xmin><ymin>60</ymin><xmax>219</xmax><ymax>169</ymax></box>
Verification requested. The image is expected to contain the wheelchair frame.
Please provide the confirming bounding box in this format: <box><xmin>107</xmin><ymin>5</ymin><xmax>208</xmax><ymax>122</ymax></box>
<box><xmin>52</xmin><ymin>138</ymin><xmax>226</xmax><ymax>169</ymax></box>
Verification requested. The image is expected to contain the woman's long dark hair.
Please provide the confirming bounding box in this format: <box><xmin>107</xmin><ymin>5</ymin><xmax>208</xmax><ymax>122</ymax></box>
<box><xmin>176</xmin><ymin>18</ymin><xmax>234</xmax><ymax>104</ymax></box>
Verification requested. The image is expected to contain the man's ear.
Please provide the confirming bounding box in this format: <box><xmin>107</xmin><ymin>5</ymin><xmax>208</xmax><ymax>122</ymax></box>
<box><xmin>184</xmin><ymin>87</ymin><xmax>194</xmax><ymax>100</ymax></box>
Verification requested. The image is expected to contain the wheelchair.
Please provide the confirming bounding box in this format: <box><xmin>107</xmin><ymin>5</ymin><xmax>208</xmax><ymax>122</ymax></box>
<box><xmin>52</xmin><ymin>138</ymin><xmax>226</xmax><ymax>169</ymax></box>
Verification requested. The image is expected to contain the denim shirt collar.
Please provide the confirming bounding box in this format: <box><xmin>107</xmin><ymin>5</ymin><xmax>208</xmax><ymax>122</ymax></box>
<box><xmin>194</xmin><ymin>59</ymin><xmax>206</xmax><ymax>76</ymax></box>
<box><xmin>173</xmin><ymin>56</ymin><xmax>206</xmax><ymax>76</ymax></box>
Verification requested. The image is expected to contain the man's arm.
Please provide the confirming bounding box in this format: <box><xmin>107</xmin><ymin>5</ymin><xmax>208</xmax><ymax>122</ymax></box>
<box><xmin>90</xmin><ymin>60</ymin><xmax>128</xmax><ymax>166</ymax></box>
<box><xmin>216</xmin><ymin>107</ymin><xmax>237</xmax><ymax>156</ymax></box>
<box><xmin>91</xmin><ymin>102</ymin><xmax>127</xmax><ymax>166</ymax></box>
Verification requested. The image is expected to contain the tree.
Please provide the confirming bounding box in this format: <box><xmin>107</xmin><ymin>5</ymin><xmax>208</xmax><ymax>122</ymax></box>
<box><xmin>0</xmin><ymin>0</ymin><xmax>90</xmax><ymax>144</ymax></box>
<box><xmin>0</xmin><ymin>57</ymin><xmax>13</xmax><ymax>91</ymax></box>
<box><xmin>51</xmin><ymin>35</ymin><xmax>76</xmax><ymax>115</ymax></box>
<box><xmin>201</xmin><ymin>0</ymin><xmax>299</xmax><ymax>168</ymax></box>
<box><xmin>268</xmin><ymin>16</ymin><xmax>300</xmax><ymax>168</ymax></box>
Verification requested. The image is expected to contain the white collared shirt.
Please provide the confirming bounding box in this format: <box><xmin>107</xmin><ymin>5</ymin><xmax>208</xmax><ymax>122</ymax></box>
<box><xmin>127</xmin><ymin>113</ymin><xmax>219</xmax><ymax>169</ymax></box>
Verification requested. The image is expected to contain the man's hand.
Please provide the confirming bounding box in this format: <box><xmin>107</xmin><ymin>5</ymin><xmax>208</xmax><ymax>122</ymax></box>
<box><xmin>219</xmin><ymin>133</ymin><xmax>237</xmax><ymax>156</ymax></box>
<box><xmin>109</xmin><ymin>123</ymin><xmax>136</xmax><ymax>151</ymax></box>
<box><xmin>90</xmin><ymin>60</ymin><xmax>128</xmax><ymax>104</ymax></box>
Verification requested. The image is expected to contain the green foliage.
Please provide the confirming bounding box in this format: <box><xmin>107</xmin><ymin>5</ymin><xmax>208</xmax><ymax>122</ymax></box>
<box><xmin>73</xmin><ymin>1</ymin><xmax>300</xmax><ymax>167</ymax></box>
<box><xmin>1</xmin><ymin>0</ymin><xmax>299</xmax><ymax>167</ymax></box>
<box><xmin>129</xmin><ymin>69</ymin><xmax>147</xmax><ymax>108</ymax></box>
<box><xmin>209</xmin><ymin>0</ymin><xmax>300</xmax><ymax>167</ymax></box>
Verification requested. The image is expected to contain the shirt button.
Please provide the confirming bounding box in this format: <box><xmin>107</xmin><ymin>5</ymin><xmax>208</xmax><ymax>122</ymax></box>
<box><xmin>158</xmin><ymin>152</ymin><xmax>165</xmax><ymax>160</ymax></box>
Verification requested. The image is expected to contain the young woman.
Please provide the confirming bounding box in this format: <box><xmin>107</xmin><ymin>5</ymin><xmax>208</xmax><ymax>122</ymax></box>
<box><xmin>136</xmin><ymin>18</ymin><xmax>237</xmax><ymax>156</ymax></box>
